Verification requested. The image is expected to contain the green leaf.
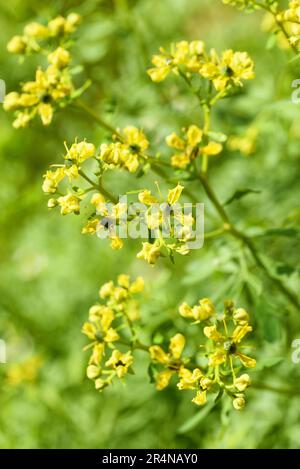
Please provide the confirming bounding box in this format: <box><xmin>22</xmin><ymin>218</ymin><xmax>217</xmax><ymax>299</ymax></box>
<box><xmin>147</xmin><ymin>364</ymin><xmax>156</xmax><ymax>384</ymax></box>
<box><xmin>224</xmin><ymin>188</ymin><xmax>261</xmax><ymax>206</ymax></box>
<box><xmin>177</xmin><ymin>401</ymin><xmax>216</xmax><ymax>434</ymax></box>
<box><xmin>276</xmin><ymin>264</ymin><xmax>296</xmax><ymax>276</ymax></box>
<box><xmin>254</xmin><ymin>357</ymin><xmax>284</xmax><ymax>371</ymax></box>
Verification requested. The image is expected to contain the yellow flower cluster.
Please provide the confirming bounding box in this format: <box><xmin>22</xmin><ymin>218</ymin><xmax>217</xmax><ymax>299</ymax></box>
<box><xmin>82</xmin><ymin>275</ymin><xmax>257</xmax><ymax>410</ymax></box>
<box><xmin>4</xmin><ymin>53</ymin><xmax>74</xmax><ymax>128</ymax></box>
<box><xmin>148</xmin><ymin>40</ymin><xmax>255</xmax><ymax>92</ymax></box>
<box><xmin>166</xmin><ymin>124</ymin><xmax>223</xmax><ymax>169</ymax></box>
<box><xmin>43</xmin><ymin>139</ymin><xmax>195</xmax><ymax>260</ymax></box>
<box><xmin>149</xmin><ymin>299</ymin><xmax>256</xmax><ymax>410</ymax></box>
<box><xmin>4</xmin><ymin>14</ymin><xmax>84</xmax><ymax>128</ymax></box>
<box><xmin>227</xmin><ymin>127</ymin><xmax>258</xmax><ymax>156</ymax></box>
<box><xmin>100</xmin><ymin>126</ymin><xmax>149</xmax><ymax>173</ymax></box>
<box><xmin>136</xmin><ymin>184</ymin><xmax>195</xmax><ymax>264</ymax></box>
<box><xmin>6</xmin><ymin>356</ymin><xmax>42</xmax><ymax>386</ymax></box>
<box><xmin>42</xmin><ymin>140</ymin><xmax>97</xmax><ymax>215</ymax></box>
<box><xmin>277</xmin><ymin>1</ymin><xmax>300</xmax><ymax>49</ymax></box>
<box><xmin>82</xmin><ymin>275</ymin><xmax>144</xmax><ymax>391</ymax></box>
<box><xmin>7</xmin><ymin>13</ymin><xmax>81</xmax><ymax>55</ymax></box>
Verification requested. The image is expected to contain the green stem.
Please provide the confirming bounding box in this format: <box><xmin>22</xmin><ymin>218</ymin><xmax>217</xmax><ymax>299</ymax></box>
<box><xmin>196</xmin><ymin>173</ymin><xmax>300</xmax><ymax>310</ymax></box>
<box><xmin>78</xmin><ymin>169</ymin><xmax>118</xmax><ymax>204</ymax></box>
<box><xmin>201</xmin><ymin>104</ymin><xmax>211</xmax><ymax>174</ymax></box>
<box><xmin>204</xmin><ymin>227</ymin><xmax>225</xmax><ymax>240</ymax></box>
<box><xmin>76</xmin><ymin>100</ymin><xmax>122</xmax><ymax>138</ymax></box>
<box><xmin>256</xmin><ymin>1</ymin><xmax>299</xmax><ymax>55</ymax></box>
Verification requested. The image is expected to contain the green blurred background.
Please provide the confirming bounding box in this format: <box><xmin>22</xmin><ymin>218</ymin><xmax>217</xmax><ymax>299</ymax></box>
<box><xmin>1</xmin><ymin>0</ymin><xmax>300</xmax><ymax>449</ymax></box>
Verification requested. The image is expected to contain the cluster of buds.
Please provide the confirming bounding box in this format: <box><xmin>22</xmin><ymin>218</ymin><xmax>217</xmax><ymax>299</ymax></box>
<box><xmin>166</xmin><ymin>124</ymin><xmax>224</xmax><ymax>169</ymax></box>
<box><xmin>7</xmin><ymin>13</ymin><xmax>81</xmax><ymax>56</ymax></box>
<box><xmin>82</xmin><ymin>275</ymin><xmax>144</xmax><ymax>391</ymax></box>
<box><xmin>100</xmin><ymin>126</ymin><xmax>149</xmax><ymax>173</ymax></box>
<box><xmin>42</xmin><ymin>139</ymin><xmax>96</xmax><ymax>215</ymax></box>
<box><xmin>4</xmin><ymin>14</ymin><xmax>86</xmax><ymax>128</ymax></box>
<box><xmin>148</xmin><ymin>40</ymin><xmax>255</xmax><ymax>92</ymax></box>
<box><xmin>276</xmin><ymin>1</ymin><xmax>300</xmax><ymax>49</ymax></box>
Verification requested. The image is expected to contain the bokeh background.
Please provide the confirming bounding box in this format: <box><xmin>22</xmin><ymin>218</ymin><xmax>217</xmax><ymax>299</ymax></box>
<box><xmin>1</xmin><ymin>0</ymin><xmax>300</xmax><ymax>449</ymax></box>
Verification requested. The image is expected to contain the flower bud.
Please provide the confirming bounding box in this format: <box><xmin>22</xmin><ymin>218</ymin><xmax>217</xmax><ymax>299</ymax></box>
<box><xmin>7</xmin><ymin>35</ymin><xmax>27</xmax><ymax>54</ymax></box>
<box><xmin>233</xmin><ymin>396</ymin><xmax>246</xmax><ymax>410</ymax></box>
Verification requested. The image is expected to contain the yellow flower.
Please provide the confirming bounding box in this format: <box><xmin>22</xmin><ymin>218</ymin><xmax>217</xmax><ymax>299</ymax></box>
<box><xmin>167</xmin><ymin>184</ymin><xmax>184</xmax><ymax>205</ymax></box>
<box><xmin>5</xmin><ymin>64</ymin><xmax>74</xmax><ymax>128</ymax></box>
<box><xmin>123</xmin><ymin>126</ymin><xmax>149</xmax><ymax>153</ymax></box>
<box><xmin>82</xmin><ymin>219</ymin><xmax>99</xmax><ymax>235</ymax></box>
<box><xmin>129</xmin><ymin>277</ymin><xmax>145</xmax><ymax>294</ymax></box>
<box><xmin>203</xmin><ymin>325</ymin><xmax>223</xmax><ymax>341</ymax></box>
<box><xmin>201</xmin><ymin>141</ymin><xmax>223</xmax><ymax>156</ymax></box>
<box><xmin>99</xmin><ymin>126</ymin><xmax>149</xmax><ymax>173</ymax></box>
<box><xmin>233</xmin><ymin>308</ymin><xmax>250</xmax><ymax>325</ymax></box>
<box><xmin>177</xmin><ymin>367</ymin><xmax>203</xmax><ymax>390</ymax></box>
<box><xmin>155</xmin><ymin>370</ymin><xmax>174</xmax><ymax>391</ymax></box>
<box><xmin>57</xmin><ymin>194</ymin><xmax>81</xmax><ymax>215</ymax></box>
<box><xmin>99</xmin><ymin>281</ymin><xmax>115</xmax><ymax>299</ymax></box>
<box><xmin>65</xmin><ymin>140</ymin><xmax>95</xmax><ymax>164</ymax></box>
<box><xmin>87</xmin><ymin>365</ymin><xmax>101</xmax><ymax>380</ymax></box>
<box><xmin>39</xmin><ymin>103</ymin><xmax>53</xmax><ymax>125</ymax></box>
<box><xmin>179</xmin><ymin>298</ymin><xmax>215</xmax><ymax>322</ymax></box>
<box><xmin>149</xmin><ymin>333</ymin><xmax>185</xmax><ymax>390</ymax></box>
<box><xmin>234</xmin><ymin>373</ymin><xmax>251</xmax><ymax>392</ymax></box>
<box><xmin>48</xmin><ymin>47</ymin><xmax>71</xmax><ymax>69</ymax></box>
<box><xmin>136</xmin><ymin>241</ymin><xmax>161</xmax><ymax>265</ymax></box>
<box><xmin>91</xmin><ymin>193</ymin><xmax>107</xmax><ymax>215</ymax></box>
<box><xmin>89</xmin><ymin>343</ymin><xmax>105</xmax><ymax>365</ymax></box>
<box><xmin>138</xmin><ymin>190</ymin><xmax>158</xmax><ymax>205</ymax></box>
<box><xmin>192</xmin><ymin>390</ymin><xmax>207</xmax><ymax>406</ymax></box>
<box><xmin>148</xmin><ymin>41</ymin><xmax>206</xmax><ymax>83</ymax></box>
<box><xmin>117</xmin><ymin>274</ymin><xmax>130</xmax><ymax>288</ymax></box>
<box><xmin>232</xmin><ymin>396</ymin><xmax>246</xmax><ymax>410</ymax></box>
<box><xmin>207</xmin><ymin>322</ymin><xmax>256</xmax><ymax>368</ymax></box>
<box><xmin>3</xmin><ymin>92</ymin><xmax>21</xmax><ymax>111</ymax></box>
<box><xmin>200</xmin><ymin>49</ymin><xmax>255</xmax><ymax>91</ymax></box>
<box><xmin>42</xmin><ymin>167</ymin><xmax>65</xmax><ymax>193</ymax></box>
<box><xmin>24</xmin><ymin>22</ymin><xmax>49</xmax><ymax>38</ymax></box>
<box><xmin>48</xmin><ymin>13</ymin><xmax>81</xmax><ymax>36</ymax></box>
<box><xmin>105</xmin><ymin>350</ymin><xmax>133</xmax><ymax>378</ymax></box>
<box><xmin>110</xmin><ymin>236</ymin><xmax>124</xmax><ymax>250</ymax></box>
<box><xmin>82</xmin><ymin>322</ymin><xmax>97</xmax><ymax>340</ymax></box>
<box><xmin>7</xmin><ymin>35</ymin><xmax>27</xmax><ymax>54</ymax></box>
<box><xmin>166</xmin><ymin>125</ymin><xmax>203</xmax><ymax>169</ymax></box>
